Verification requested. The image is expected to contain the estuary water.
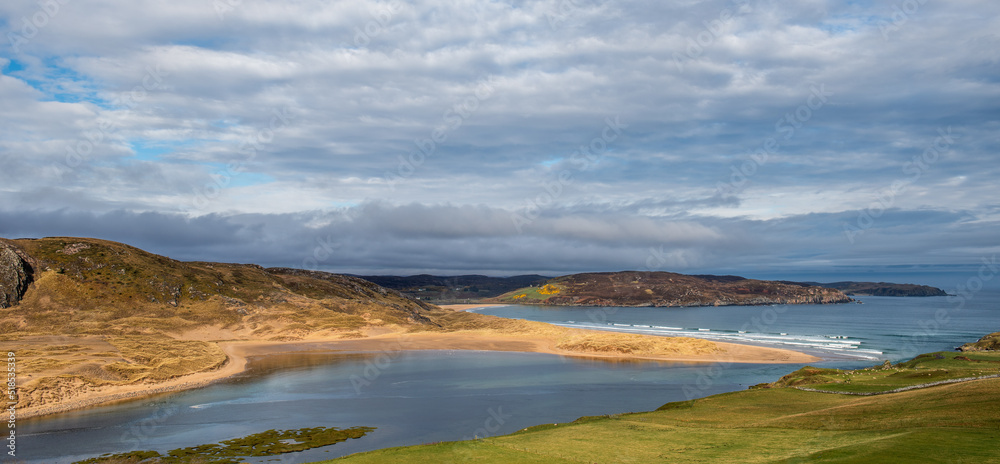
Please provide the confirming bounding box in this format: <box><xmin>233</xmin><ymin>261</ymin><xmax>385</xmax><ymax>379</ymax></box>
<box><xmin>19</xmin><ymin>293</ymin><xmax>1000</xmax><ymax>463</ymax></box>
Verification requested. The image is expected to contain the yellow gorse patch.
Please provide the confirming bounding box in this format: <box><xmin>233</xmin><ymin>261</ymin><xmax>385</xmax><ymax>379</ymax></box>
<box><xmin>538</xmin><ymin>284</ymin><xmax>560</xmax><ymax>295</ymax></box>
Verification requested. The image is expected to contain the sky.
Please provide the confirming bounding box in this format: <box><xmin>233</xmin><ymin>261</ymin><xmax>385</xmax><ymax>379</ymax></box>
<box><xmin>0</xmin><ymin>0</ymin><xmax>998</xmax><ymax>289</ymax></box>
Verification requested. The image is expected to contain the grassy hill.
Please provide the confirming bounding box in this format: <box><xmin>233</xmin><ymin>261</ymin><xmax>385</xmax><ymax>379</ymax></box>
<box><xmin>325</xmin><ymin>348</ymin><xmax>1000</xmax><ymax>463</ymax></box>
<box><xmin>492</xmin><ymin>271</ymin><xmax>853</xmax><ymax>307</ymax></box>
<box><xmin>0</xmin><ymin>237</ymin><xmax>436</xmax><ymax>338</ymax></box>
<box><xmin>0</xmin><ymin>237</ymin><xmax>443</xmax><ymax>413</ymax></box>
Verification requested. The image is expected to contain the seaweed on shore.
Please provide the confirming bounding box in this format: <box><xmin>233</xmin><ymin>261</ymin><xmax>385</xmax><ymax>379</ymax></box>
<box><xmin>73</xmin><ymin>425</ymin><xmax>376</xmax><ymax>464</ymax></box>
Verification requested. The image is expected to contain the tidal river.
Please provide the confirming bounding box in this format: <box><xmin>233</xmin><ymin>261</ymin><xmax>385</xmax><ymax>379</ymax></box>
<box><xmin>21</xmin><ymin>293</ymin><xmax>999</xmax><ymax>463</ymax></box>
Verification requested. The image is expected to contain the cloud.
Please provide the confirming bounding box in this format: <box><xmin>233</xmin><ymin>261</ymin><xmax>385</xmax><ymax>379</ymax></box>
<box><xmin>1</xmin><ymin>0</ymin><xmax>998</xmax><ymax>282</ymax></box>
<box><xmin>1</xmin><ymin>204</ymin><xmax>996</xmax><ymax>288</ymax></box>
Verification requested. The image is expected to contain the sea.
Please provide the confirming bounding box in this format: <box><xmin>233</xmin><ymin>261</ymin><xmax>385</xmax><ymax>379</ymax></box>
<box><xmin>18</xmin><ymin>292</ymin><xmax>1000</xmax><ymax>463</ymax></box>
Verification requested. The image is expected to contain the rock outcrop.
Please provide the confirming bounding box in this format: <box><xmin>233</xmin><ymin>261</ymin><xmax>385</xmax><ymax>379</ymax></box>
<box><xmin>0</xmin><ymin>240</ymin><xmax>34</xmax><ymax>308</ymax></box>
<box><xmin>959</xmin><ymin>332</ymin><xmax>1000</xmax><ymax>352</ymax></box>
<box><xmin>787</xmin><ymin>281</ymin><xmax>948</xmax><ymax>297</ymax></box>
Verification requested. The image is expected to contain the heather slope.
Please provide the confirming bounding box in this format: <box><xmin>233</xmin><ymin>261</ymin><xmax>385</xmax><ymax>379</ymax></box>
<box><xmin>493</xmin><ymin>271</ymin><xmax>852</xmax><ymax>307</ymax></box>
<box><xmin>793</xmin><ymin>281</ymin><xmax>948</xmax><ymax>297</ymax></box>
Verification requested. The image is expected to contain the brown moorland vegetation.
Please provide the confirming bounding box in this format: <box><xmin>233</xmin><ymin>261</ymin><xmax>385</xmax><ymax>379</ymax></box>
<box><xmin>493</xmin><ymin>271</ymin><xmax>853</xmax><ymax>307</ymax></box>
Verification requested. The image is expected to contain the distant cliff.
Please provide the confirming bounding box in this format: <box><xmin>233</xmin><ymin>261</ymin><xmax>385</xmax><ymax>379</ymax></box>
<box><xmin>786</xmin><ymin>281</ymin><xmax>948</xmax><ymax>297</ymax></box>
<box><xmin>492</xmin><ymin>271</ymin><xmax>853</xmax><ymax>307</ymax></box>
<box><xmin>357</xmin><ymin>274</ymin><xmax>551</xmax><ymax>302</ymax></box>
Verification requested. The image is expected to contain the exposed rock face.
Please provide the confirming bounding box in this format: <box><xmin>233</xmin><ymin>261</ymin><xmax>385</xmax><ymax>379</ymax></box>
<box><xmin>0</xmin><ymin>241</ymin><xmax>34</xmax><ymax>308</ymax></box>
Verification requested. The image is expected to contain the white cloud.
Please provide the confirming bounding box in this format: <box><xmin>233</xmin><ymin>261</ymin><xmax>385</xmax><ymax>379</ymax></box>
<box><xmin>1</xmin><ymin>0</ymin><xmax>998</xmax><ymax>276</ymax></box>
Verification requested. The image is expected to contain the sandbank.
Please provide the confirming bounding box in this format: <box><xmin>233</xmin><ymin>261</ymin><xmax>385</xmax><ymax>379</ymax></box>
<box><xmin>437</xmin><ymin>303</ymin><xmax>512</xmax><ymax>311</ymax></box>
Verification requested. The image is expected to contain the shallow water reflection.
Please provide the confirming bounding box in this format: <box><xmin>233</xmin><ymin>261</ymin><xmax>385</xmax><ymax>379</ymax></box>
<box><xmin>21</xmin><ymin>350</ymin><xmax>796</xmax><ymax>463</ymax></box>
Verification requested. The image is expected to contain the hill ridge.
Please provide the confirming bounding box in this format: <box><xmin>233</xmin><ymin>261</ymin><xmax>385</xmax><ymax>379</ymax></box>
<box><xmin>491</xmin><ymin>271</ymin><xmax>854</xmax><ymax>307</ymax></box>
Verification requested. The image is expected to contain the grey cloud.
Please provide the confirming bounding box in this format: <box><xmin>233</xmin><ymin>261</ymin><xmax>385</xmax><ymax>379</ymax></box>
<box><xmin>1</xmin><ymin>0</ymin><xmax>998</xmax><ymax>282</ymax></box>
<box><xmin>0</xmin><ymin>204</ymin><xmax>996</xmax><ymax>284</ymax></box>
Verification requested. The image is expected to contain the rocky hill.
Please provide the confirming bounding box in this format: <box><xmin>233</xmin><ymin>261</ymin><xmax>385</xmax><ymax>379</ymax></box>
<box><xmin>960</xmin><ymin>332</ymin><xmax>1000</xmax><ymax>352</ymax></box>
<box><xmin>492</xmin><ymin>271</ymin><xmax>852</xmax><ymax>307</ymax></box>
<box><xmin>0</xmin><ymin>237</ymin><xmax>438</xmax><ymax>338</ymax></box>
<box><xmin>800</xmin><ymin>281</ymin><xmax>947</xmax><ymax>297</ymax></box>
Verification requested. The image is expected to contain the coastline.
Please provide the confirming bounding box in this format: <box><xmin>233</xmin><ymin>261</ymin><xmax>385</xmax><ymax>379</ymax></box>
<box><xmin>20</xmin><ymin>331</ymin><xmax>817</xmax><ymax>420</ymax></box>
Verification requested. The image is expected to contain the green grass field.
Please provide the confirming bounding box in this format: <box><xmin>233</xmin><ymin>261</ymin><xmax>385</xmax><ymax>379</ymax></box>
<box><xmin>321</xmin><ymin>352</ymin><xmax>1000</xmax><ymax>463</ymax></box>
<box><xmin>770</xmin><ymin>351</ymin><xmax>1000</xmax><ymax>394</ymax></box>
<box><xmin>496</xmin><ymin>282</ymin><xmax>565</xmax><ymax>303</ymax></box>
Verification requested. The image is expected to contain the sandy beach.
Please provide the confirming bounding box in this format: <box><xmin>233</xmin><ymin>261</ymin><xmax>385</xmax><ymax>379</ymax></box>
<box><xmin>19</xmin><ymin>331</ymin><xmax>817</xmax><ymax>420</ymax></box>
<box><xmin>437</xmin><ymin>303</ymin><xmax>512</xmax><ymax>311</ymax></box>
<box><xmin>226</xmin><ymin>331</ymin><xmax>819</xmax><ymax>365</ymax></box>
